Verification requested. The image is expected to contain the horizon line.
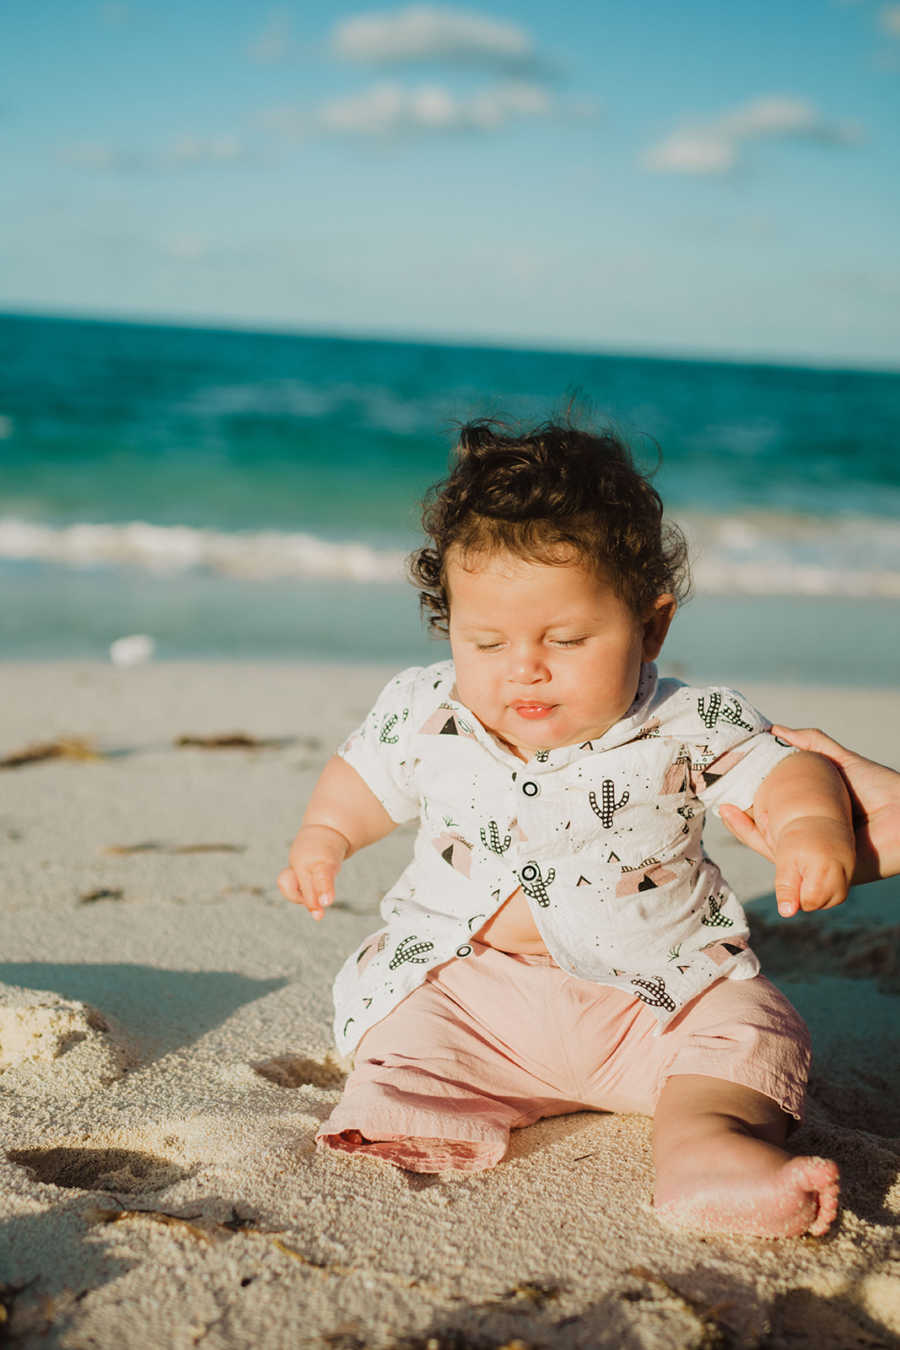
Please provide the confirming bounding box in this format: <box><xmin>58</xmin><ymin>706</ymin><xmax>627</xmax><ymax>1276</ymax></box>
<box><xmin>2</xmin><ymin>303</ymin><xmax>899</xmax><ymax>377</ymax></box>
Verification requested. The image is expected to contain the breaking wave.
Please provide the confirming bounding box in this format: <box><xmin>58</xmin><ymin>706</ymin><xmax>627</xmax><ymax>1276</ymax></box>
<box><xmin>2</xmin><ymin>512</ymin><xmax>900</xmax><ymax>598</ymax></box>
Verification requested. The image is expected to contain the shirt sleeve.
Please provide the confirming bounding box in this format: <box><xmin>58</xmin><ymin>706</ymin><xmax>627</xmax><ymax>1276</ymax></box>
<box><xmin>687</xmin><ymin>687</ymin><xmax>799</xmax><ymax>812</ymax></box>
<box><xmin>336</xmin><ymin>667</ymin><xmax>422</xmax><ymax>825</ymax></box>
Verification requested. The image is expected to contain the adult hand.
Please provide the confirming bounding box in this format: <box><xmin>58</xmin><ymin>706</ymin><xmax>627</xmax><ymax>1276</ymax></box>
<box><xmin>720</xmin><ymin>726</ymin><xmax>900</xmax><ymax>886</ymax></box>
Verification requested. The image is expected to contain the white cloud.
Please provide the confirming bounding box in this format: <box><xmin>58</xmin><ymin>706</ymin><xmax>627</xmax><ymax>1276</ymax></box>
<box><xmin>720</xmin><ymin>95</ymin><xmax>861</xmax><ymax>144</ymax></box>
<box><xmin>60</xmin><ymin>142</ymin><xmax>148</xmax><ymax>171</ymax></box>
<box><xmin>316</xmin><ymin>79</ymin><xmax>550</xmax><ymax>136</ymax></box>
<box><xmin>642</xmin><ymin>95</ymin><xmax>863</xmax><ymax>175</ymax></box>
<box><xmin>61</xmin><ymin>136</ymin><xmax>251</xmax><ymax>172</ymax></box>
<box><xmin>331</xmin><ymin>4</ymin><xmax>536</xmax><ymax>70</ymax></box>
<box><xmin>643</xmin><ymin>131</ymin><xmax>736</xmax><ymax>176</ymax></box>
<box><xmin>249</xmin><ymin>10</ymin><xmax>293</xmax><ymax>64</ymax></box>
<box><xmin>169</xmin><ymin>134</ymin><xmax>249</xmax><ymax>164</ymax></box>
<box><xmin>880</xmin><ymin>4</ymin><xmax>900</xmax><ymax>34</ymax></box>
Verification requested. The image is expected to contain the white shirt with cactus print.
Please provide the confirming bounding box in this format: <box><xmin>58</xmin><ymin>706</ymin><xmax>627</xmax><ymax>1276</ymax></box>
<box><xmin>331</xmin><ymin>660</ymin><xmax>796</xmax><ymax>1056</ymax></box>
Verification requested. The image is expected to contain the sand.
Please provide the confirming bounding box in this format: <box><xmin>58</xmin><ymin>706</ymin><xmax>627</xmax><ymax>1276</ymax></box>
<box><xmin>1</xmin><ymin>661</ymin><xmax>898</xmax><ymax>1350</ymax></box>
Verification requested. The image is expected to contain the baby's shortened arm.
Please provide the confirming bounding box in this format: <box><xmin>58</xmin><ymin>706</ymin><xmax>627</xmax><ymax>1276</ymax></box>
<box><xmin>752</xmin><ymin>750</ymin><xmax>855</xmax><ymax>918</ymax></box>
<box><xmin>279</xmin><ymin>755</ymin><xmax>399</xmax><ymax>921</ymax></box>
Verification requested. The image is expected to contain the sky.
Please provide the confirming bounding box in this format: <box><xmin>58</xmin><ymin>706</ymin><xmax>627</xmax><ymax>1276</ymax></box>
<box><xmin>2</xmin><ymin>0</ymin><xmax>900</xmax><ymax>366</ymax></box>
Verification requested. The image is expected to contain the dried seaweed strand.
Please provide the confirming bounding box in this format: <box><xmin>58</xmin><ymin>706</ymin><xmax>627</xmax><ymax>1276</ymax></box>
<box><xmin>79</xmin><ymin>888</ymin><xmax>125</xmax><ymax>904</ymax></box>
<box><xmin>175</xmin><ymin>733</ymin><xmax>275</xmax><ymax>749</ymax></box>
<box><xmin>102</xmin><ymin>842</ymin><xmax>245</xmax><ymax>855</ymax></box>
<box><xmin>1</xmin><ymin>738</ymin><xmax>101</xmax><ymax>769</ymax></box>
<box><xmin>171</xmin><ymin>843</ymin><xmax>246</xmax><ymax>854</ymax></box>
<box><xmin>85</xmin><ymin>1205</ymin><xmax>222</xmax><ymax>1244</ymax></box>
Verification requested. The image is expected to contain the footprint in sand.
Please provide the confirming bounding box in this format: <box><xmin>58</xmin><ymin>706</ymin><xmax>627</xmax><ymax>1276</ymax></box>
<box><xmin>251</xmin><ymin>1052</ymin><xmax>346</xmax><ymax>1090</ymax></box>
<box><xmin>6</xmin><ymin>1145</ymin><xmax>187</xmax><ymax>1195</ymax></box>
<box><xmin>0</xmin><ymin>985</ymin><xmax>135</xmax><ymax>1094</ymax></box>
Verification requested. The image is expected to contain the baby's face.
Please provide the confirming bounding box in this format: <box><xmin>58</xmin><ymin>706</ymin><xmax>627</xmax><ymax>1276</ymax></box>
<box><xmin>447</xmin><ymin>548</ymin><xmax>674</xmax><ymax>760</ymax></box>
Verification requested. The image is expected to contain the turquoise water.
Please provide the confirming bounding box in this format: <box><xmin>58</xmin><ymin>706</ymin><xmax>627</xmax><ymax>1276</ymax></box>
<box><xmin>2</xmin><ymin>312</ymin><xmax>899</xmax><ymax>681</ymax></box>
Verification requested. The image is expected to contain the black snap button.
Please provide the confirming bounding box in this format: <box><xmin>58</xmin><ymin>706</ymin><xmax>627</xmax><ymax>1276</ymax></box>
<box><xmin>522</xmin><ymin>780</ymin><xmax>539</xmax><ymax>797</ymax></box>
<box><xmin>520</xmin><ymin>862</ymin><xmax>539</xmax><ymax>882</ymax></box>
<box><xmin>456</xmin><ymin>944</ymin><xmax>472</xmax><ymax>958</ymax></box>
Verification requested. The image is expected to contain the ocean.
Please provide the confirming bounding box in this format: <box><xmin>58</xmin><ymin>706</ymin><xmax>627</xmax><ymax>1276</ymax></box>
<box><xmin>2</xmin><ymin>312</ymin><xmax>899</xmax><ymax>684</ymax></box>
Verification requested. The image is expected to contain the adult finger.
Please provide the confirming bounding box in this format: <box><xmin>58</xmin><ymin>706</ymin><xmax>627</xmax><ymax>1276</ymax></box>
<box><xmin>770</xmin><ymin>725</ymin><xmax>850</xmax><ymax>766</ymax></box>
<box><xmin>718</xmin><ymin>804</ymin><xmax>775</xmax><ymax>861</ymax></box>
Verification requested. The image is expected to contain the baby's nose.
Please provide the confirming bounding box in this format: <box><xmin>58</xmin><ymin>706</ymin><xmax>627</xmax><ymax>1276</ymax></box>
<box><xmin>512</xmin><ymin>647</ymin><xmax>548</xmax><ymax>680</ymax></box>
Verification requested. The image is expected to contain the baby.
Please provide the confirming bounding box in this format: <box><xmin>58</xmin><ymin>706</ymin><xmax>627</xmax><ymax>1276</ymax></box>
<box><xmin>278</xmin><ymin>420</ymin><xmax>854</xmax><ymax>1238</ymax></box>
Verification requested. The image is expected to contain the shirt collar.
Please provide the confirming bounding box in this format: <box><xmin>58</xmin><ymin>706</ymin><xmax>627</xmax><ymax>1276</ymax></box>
<box><xmin>438</xmin><ymin>661</ymin><xmax>660</xmax><ymax>770</ymax></box>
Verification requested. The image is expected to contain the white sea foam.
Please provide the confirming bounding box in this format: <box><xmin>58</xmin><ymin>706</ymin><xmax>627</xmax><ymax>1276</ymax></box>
<box><xmin>690</xmin><ymin>558</ymin><xmax>900</xmax><ymax>597</ymax></box>
<box><xmin>678</xmin><ymin>511</ymin><xmax>900</xmax><ymax>598</ymax></box>
<box><xmin>2</xmin><ymin>514</ymin><xmax>900</xmax><ymax>598</ymax></box>
<box><xmin>0</xmin><ymin>518</ymin><xmax>407</xmax><ymax>582</ymax></box>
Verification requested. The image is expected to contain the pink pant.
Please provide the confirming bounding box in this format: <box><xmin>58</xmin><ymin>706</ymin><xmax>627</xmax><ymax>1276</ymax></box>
<box><xmin>317</xmin><ymin>942</ymin><xmax>810</xmax><ymax>1173</ymax></box>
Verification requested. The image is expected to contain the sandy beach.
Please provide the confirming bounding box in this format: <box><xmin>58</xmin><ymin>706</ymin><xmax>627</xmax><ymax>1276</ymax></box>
<box><xmin>1</xmin><ymin>661</ymin><xmax>898</xmax><ymax>1350</ymax></box>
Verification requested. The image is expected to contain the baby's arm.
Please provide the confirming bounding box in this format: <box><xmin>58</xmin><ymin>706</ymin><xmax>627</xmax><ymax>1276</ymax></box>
<box><xmin>278</xmin><ymin>755</ymin><xmax>398</xmax><ymax>921</ymax></box>
<box><xmin>752</xmin><ymin>751</ymin><xmax>855</xmax><ymax>919</ymax></box>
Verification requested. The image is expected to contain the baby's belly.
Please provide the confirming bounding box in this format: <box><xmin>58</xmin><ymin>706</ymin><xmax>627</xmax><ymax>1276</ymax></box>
<box><xmin>472</xmin><ymin>887</ymin><xmax>549</xmax><ymax>955</ymax></box>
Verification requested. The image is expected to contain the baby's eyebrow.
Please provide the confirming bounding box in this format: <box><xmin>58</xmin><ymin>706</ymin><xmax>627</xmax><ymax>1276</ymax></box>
<box><xmin>456</xmin><ymin>621</ymin><xmax>505</xmax><ymax>635</ymax></box>
<box><xmin>545</xmin><ymin>620</ymin><xmax>592</xmax><ymax>634</ymax></box>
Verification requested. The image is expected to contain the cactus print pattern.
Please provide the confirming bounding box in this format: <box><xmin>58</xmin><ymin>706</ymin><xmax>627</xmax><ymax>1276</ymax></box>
<box><xmin>480</xmin><ymin>820</ymin><xmax>512</xmax><ymax>854</ymax></box>
<box><xmin>630</xmin><ymin>974</ymin><xmax>677</xmax><ymax>1012</ymax></box>
<box><xmin>379</xmin><ymin>708</ymin><xmax>409</xmax><ymax>744</ymax></box>
<box><xmin>389</xmin><ymin>935</ymin><xmax>436</xmax><ymax>970</ymax></box>
<box><xmin>517</xmin><ymin>861</ymin><xmax>556</xmax><ymax>908</ymax></box>
<box><xmin>697</xmin><ymin>693</ymin><xmax>753</xmax><ymax>733</ymax></box>
<box><xmin>332</xmin><ymin>661</ymin><xmax>793</xmax><ymax>1054</ymax></box>
<box><xmin>701</xmin><ymin>892</ymin><xmax>733</xmax><ymax>927</ymax></box>
<box><xmin>588</xmin><ymin>780</ymin><xmax>630</xmax><ymax>827</ymax></box>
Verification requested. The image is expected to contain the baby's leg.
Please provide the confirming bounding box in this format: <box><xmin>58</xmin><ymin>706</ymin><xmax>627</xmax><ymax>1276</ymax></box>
<box><xmin>652</xmin><ymin>1074</ymin><xmax>839</xmax><ymax>1237</ymax></box>
<box><xmin>318</xmin><ymin>946</ymin><xmax>581</xmax><ymax>1172</ymax></box>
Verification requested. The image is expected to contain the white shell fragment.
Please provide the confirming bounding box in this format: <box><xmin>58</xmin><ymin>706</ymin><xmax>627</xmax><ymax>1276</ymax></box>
<box><xmin>109</xmin><ymin>634</ymin><xmax>156</xmax><ymax>667</ymax></box>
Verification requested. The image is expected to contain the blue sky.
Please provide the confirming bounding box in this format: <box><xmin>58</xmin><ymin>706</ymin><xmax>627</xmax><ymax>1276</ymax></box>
<box><xmin>3</xmin><ymin>0</ymin><xmax>899</xmax><ymax>365</ymax></box>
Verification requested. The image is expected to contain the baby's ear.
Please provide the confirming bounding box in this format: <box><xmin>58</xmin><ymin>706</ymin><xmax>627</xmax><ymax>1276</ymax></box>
<box><xmin>642</xmin><ymin>595</ymin><xmax>676</xmax><ymax>660</ymax></box>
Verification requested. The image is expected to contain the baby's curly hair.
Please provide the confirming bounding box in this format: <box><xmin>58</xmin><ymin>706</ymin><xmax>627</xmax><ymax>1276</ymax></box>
<box><xmin>409</xmin><ymin>418</ymin><xmax>690</xmax><ymax>635</ymax></box>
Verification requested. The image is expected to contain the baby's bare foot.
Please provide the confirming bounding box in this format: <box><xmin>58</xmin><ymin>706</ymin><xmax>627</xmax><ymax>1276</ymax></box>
<box><xmin>654</xmin><ymin>1153</ymin><xmax>840</xmax><ymax>1238</ymax></box>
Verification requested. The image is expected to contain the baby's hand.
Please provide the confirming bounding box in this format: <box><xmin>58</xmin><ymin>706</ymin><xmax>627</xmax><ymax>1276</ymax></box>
<box><xmin>277</xmin><ymin>824</ymin><xmax>350</xmax><ymax>921</ymax></box>
<box><xmin>772</xmin><ymin>815</ymin><xmax>854</xmax><ymax>919</ymax></box>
